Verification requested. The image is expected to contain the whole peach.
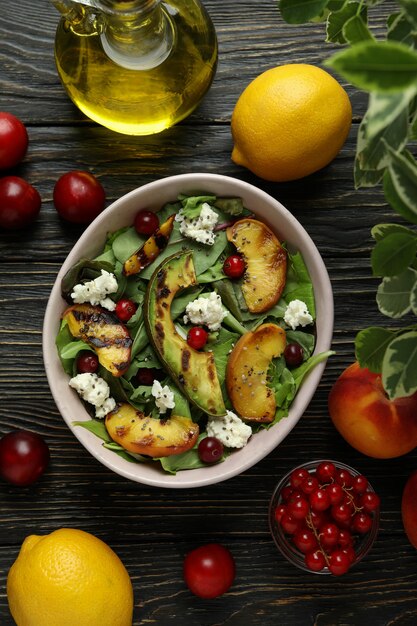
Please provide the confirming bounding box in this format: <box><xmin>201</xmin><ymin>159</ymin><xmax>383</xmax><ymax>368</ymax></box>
<box><xmin>402</xmin><ymin>471</ymin><xmax>417</xmax><ymax>549</ymax></box>
<box><xmin>328</xmin><ymin>362</ymin><xmax>417</xmax><ymax>458</ymax></box>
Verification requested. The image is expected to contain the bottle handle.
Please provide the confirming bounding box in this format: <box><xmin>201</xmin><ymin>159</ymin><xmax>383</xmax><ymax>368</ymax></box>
<box><xmin>51</xmin><ymin>0</ymin><xmax>104</xmax><ymax>36</ymax></box>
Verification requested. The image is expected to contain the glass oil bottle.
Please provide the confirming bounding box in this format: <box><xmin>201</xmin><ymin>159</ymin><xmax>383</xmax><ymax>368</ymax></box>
<box><xmin>51</xmin><ymin>0</ymin><xmax>218</xmax><ymax>135</ymax></box>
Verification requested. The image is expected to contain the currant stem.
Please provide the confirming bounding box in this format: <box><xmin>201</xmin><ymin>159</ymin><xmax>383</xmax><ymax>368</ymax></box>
<box><xmin>306</xmin><ymin>511</ymin><xmax>330</xmax><ymax>567</ymax></box>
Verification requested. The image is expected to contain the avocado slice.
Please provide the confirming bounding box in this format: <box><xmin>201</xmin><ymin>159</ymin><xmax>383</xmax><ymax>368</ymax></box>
<box><xmin>144</xmin><ymin>250</ymin><xmax>226</xmax><ymax>417</ymax></box>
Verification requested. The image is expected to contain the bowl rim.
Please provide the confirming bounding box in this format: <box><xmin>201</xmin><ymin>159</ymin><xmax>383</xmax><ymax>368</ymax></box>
<box><xmin>268</xmin><ymin>459</ymin><xmax>380</xmax><ymax>574</ymax></box>
<box><xmin>43</xmin><ymin>173</ymin><xmax>334</xmax><ymax>488</ymax></box>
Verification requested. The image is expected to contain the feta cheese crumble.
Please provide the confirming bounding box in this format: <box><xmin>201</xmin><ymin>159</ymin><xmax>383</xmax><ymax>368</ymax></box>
<box><xmin>207</xmin><ymin>410</ymin><xmax>252</xmax><ymax>449</ymax></box>
<box><xmin>183</xmin><ymin>292</ymin><xmax>227</xmax><ymax>331</ymax></box>
<box><xmin>69</xmin><ymin>372</ymin><xmax>116</xmax><ymax>419</ymax></box>
<box><xmin>71</xmin><ymin>270</ymin><xmax>118</xmax><ymax>311</ymax></box>
<box><xmin>151</xmin><ymin>380</ymin><xmax>175</xmax><ymax>414</ymax></box>
<box><xmin>283</xmin><ymin>299</ymin><xmax>313</xmax><ymax>330</ymax></box>
<box><xmin>175</xmin><ymin>202</ymin><xmax>218</xmax><ymax>245</ymax></box>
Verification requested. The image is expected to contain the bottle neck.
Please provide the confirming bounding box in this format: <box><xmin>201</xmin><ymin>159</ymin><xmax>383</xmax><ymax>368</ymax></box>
<box><xmin>99</xmin><ymin>0</ymin><xmax>174</xmax><ymax>70</ymax></box>
<box><xmin>99</xmin><ymin>1</ymin><xmax>160</xmax><ymax>15</ymax></box>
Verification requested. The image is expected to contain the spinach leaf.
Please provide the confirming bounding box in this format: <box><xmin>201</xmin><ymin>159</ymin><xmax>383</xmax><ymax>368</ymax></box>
<box><xmin>61</xmin><ymin>258</ymin><xmax>115</xmax><ymax>302</ymax></box>
<box><xmin>158</xmin><ymin>433</ymin><xmax>225</xmax><ymax>474</ymax></box>
<box><xmin>282</xmin><ymin>251</ymin><xmax>316</xmax><ymax>317</ymax></box>
<box><xmin>112</xmin><ymin>227</ymin><xmax>145</xmax><ymax>264</ymax></box>
<box><xmin>72</xmin><ymin>418</ymin><xmax>111</xmax><ymax>442</ymax></box>
<box><xmin>56</xmin><ymin>320</ymin><xmax>78</xmax><ymax>375</ymax></box>
<box><xmin>178</xmin><ymin>195</ymin><xmax>217</xmax><ymax>219</ymax></box>
<box><xmin>213</xmin><ymin>197</ymin><xmax>245</xmax><ymax>215</ymax></box>
<box><xmin>209</xmin><ymin>327</ymin><xmax>239</xmax><ymax>385</ymax></box>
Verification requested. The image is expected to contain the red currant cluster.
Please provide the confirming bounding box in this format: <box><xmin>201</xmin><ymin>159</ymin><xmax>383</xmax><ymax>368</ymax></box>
<box><xmin>272</xmin><ymin>461</ymin><xmax>380</xmax><ymax>576</ymax></box>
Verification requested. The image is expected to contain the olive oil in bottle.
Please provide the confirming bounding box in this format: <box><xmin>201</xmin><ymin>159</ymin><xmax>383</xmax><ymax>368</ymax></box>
<box><xmin>52</xmin><ymin>0</ymin><xmax>218</xmax><ymax>135</ymax></box>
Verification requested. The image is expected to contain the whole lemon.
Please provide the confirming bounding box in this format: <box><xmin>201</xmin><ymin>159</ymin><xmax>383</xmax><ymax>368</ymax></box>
<box><xmin>231</xmin><ymin>63</ymin><xmax>352</xmax><ymax>182</ymax></box>
<box><xmin>7</xmin><ymin>528</ymin><xmax>134</xmax><ymax>626</ymax></box>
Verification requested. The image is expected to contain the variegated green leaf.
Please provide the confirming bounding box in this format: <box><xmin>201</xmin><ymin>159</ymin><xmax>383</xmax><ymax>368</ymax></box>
<box><xmin>326</xmin><ymin>2</ymin><xmax>366</xmax><ymax>44</ymax></box>
<box><xmin>382</xmin><ymin>330</ymin><xmax>417</xmax><ymax>398</ymax></box>
<box><xmin>383</xmin><ymin>168</ymin><xmax>417</xmax><ymax>223</ymax></box>
<box><xmin>279</xmin><ymin>0</ymin><xmax>330</xmax><ymax>23</ymax></box>
<box><xmin>355</xmin><ymin>326</ymin><xmax>397</xmax><ymax>373</ymax></box>
<box><xmin>387</xmin><ymin>11</ymin><xmax>416</xmax><ymax>46</ymax></box>
<box><xmin>371</xmin><ymin>232</ymin><xmax>417</xmax><ymax>276</ymax></box>
<box><xmin>371</xmin><ymin>222</ymin><xmax>417</xmax><ymax>241</ymax></box>
<box><xmin>411</xmin><ymin>277</ymin><xmax>417</xmax><ymax>314</ymax></box>
<box><xmin>411</xmin><ymin>104</ymin><xmax>417</xmax><ymax>139</ymax></box>
<box><xmin>326</xmin><ymin>41</ymin><xmax>417</xmax><ymax>92</ymax></box>
<box><xmin>343</xmin><ymin>14</ymin><xmax>374</xmax><ymax>44</ymax></box>
<box><xmin>327</xmin><ymin>0</ymin><xmax>347</xmax><ymax>9</ymax></box>
<box><xmin>354</xmin><ymin>158</ymin><xmax>384</xmax><ymax>188</ymax></box>
<box><xmin>399</xmin><ymin>0</ymin><xmax>417</xmax><ymax>29</ymax></box>
<box><xmin>366</xmin><ymin>89</ymin><xmax>417</xmax><ymax>139</ymax></box>
<box><xmin>384</xmin><ymin>143</ymin><xmax>417</xmax><ymax>221</ymax></box>
<box><xmin>356</xmin><ymin>104</ymin><xmax>409</xmax><ymax>172</ymax></box>
<box><xmin>376</xmin><ymin>267</ymin><xmax>417</xmax><ymax>317</ymax></box>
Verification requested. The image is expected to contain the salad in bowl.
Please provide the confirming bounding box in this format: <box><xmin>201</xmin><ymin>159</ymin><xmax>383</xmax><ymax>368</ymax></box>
<box><xmin>43</xmin><ymin>174</ymin><xmax>334</xmax><ymax>488</ymax></box>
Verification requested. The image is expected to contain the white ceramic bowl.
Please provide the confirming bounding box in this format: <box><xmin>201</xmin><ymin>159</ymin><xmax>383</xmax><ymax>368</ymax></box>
<box><xmin>43</xmin><ymin>173</ymin><xmax>333</xmax><ymax>488</ymax></box>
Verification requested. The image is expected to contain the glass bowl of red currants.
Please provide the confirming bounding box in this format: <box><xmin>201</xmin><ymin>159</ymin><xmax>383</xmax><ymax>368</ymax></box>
<box><xmin>269</xmin><ymin>460</ymin><xmax>380</xmax><ymax>576</ymax></box>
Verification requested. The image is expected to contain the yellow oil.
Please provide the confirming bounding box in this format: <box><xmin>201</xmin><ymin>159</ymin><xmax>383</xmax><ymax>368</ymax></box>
<box><xmin>54</xmin><ymin>1</ymin><xmax>218</xmax><ymax>135</ymax></box>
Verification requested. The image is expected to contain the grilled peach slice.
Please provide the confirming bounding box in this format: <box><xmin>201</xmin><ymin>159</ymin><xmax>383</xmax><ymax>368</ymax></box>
<box><xmin>226</xmin><ymin>323</ymin><xmax>286</xmax><ymax>423</ymax></box>
<box><xmin>123</xmin><ymin>214</ymin><xmax>175</xmax><ymax>276</ymax></box>
<box><xmin>62</xmin><ymin>304</ymin><xmax>132</xmax><ymax>377</ymax></box>
<box><xmin>105</xmin><ymin>402</ymin><xmax>199</xmax><ymax>457</ymax></box>
<box><xmin>226</xmin><ymin>218</ymin><xmax>287</xmax><ymax>313</ymax></box>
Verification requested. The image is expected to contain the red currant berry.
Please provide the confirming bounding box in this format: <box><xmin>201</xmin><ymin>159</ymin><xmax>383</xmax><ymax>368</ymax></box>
<box><xmin>134</xmin><ymin>209</ymin><xmax>159</xmax><ymax>235</ymax></box>
<box><xmin>300</xmin><ymin>475</ymin><xmax>319</xmax><ymax>495</ymax></box>
<box><xmin>136</xmin><ymin>367</ymin><xmax>163</xmax><ymax>386</ymax></box>
<box><xmin>198</xmin><ymin>437</ymin><xmax>224</xmax><ymax>464</ymax></box>
<box><xmin>352</xmin><ymin>474</ymin><xmax>368</xmax><ymax>494</ymax></box>
<box><xmin>287</xmin><ymin>497</ymin><xmax>309</xmax><ymax>520</ymax></box>
<box><xmin>0</xmin><ymin>430</ymin><xmax>50</xmax><ymax>486</ymax></box>
<box><xmin>352</xmin><ymin>512</ymin><xmax>373</xmax><ymax>534</ymax></box>
<box><xmin>293</xmin><ymin>528</ymin><xmax>318</xmax><ymax>554</ymax></box>
<box><xmin>287</xmin><ymin>490</ymin><xmax>303</xmax><ymax>503</ymax></box>
<box><xmin>0</xmin><ymin>112</ymin><xmax>29</xmax><ymax>170</ymax></box>
<box><xmin>309</xmin><ymin>509</ymin><xmax>329</xmax><ymax>529</ymax></box>
<box><xmin>343</xmin><ymin>546</ymin><xmax>356</xmax><ymax>565</ymax></box>
<box><xmin>315</xmin><ymin>461</ymin><xmax>336</xmax><ymax>484</ymax></box>
<box><xmin>335</xmin><ymin>469</ymin><xmax>353</xmax><ymax>488</ymax></box>
<box><xmin>0</xmin><ymin>176</ymin><xmax>41</xmax><ymax>229</ymax></box>
<box><xmin>115</xmin><ymin>298</ymin><xmax>137</xmax><ymax>322</ymax></box>
<box><xmin>360</xmin><ymin>491</ymin><xmax>380</xmax><ymax>513</ymax></box>
<box><xmin>53</xmin><ymin>171</ymin><xmax>105</xmax><ymax>224</ymax></box>
<box><xmin>305</xmin><ymin>549</ymin><xmax>326</xmax><ymax>572</ymax></box>
<box><xmin>187</xmin><ymin>326</ymin><xmax>209</xmax><ymax>350</ymax></box>
<box><xmin>284</xmin><ymin>342</ymin><xmax>304</xmax><ymax>368</ymax></box>
<box><xmin>319</xmin><ymin>522</ymin><xmax>340</xmax><ymax>549</ymax></box>
<box><xmin>76</xmin><ymin>351</ymin><xmax>99</xmax><ymax>374</ymax></box>
<box><xmin>331</xmin><ymin>502</ymin><xmax>353</xmax><ymax>524</ymax></box>
<box><xmin>338</xmin><ymin>529</ymin><xmax>353</xmax><ymax>548</ymax></box>
<box><xmin>327</xmin><ymin>483</ymin><xmax>344</xmax><ymax>506</ymax></box>
<box><xmin>310</xmin><ymin>488</ymin><xmax>331</xmax><ymax>512</ymax></box>
<box><xmin>280</xmin><ymin>512</ymin><xmax>301</xmax><ymax>535</ymax></box>
<box><xmin>328</xmin><ymin>549</ymin><xmax>351</xmax><ymax>576</ymax></box>
<box><xmin>290</xmin><ymin>467</ymin><xmax>309</xmax><ymax>489</ymax></box>
<box><xmin>280</xmin><ymin>485</ymin><xmax>294</xmax><ymax>502</ymax></box>
<box><xmin>274</xmin><ymin>504</ymin><xmax>287</xmax><ymax>524</ymax></box>
<box><xmin>223</xmin><ymin>255</ymin><xmax>245</xmax><ymax>279</ymax></box>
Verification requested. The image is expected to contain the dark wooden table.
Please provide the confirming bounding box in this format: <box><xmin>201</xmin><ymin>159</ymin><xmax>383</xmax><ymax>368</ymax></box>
<box><xmin>1</xmin><ymin>1</ymin><xmax>417</xmax><ymax>624</ymax></box>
